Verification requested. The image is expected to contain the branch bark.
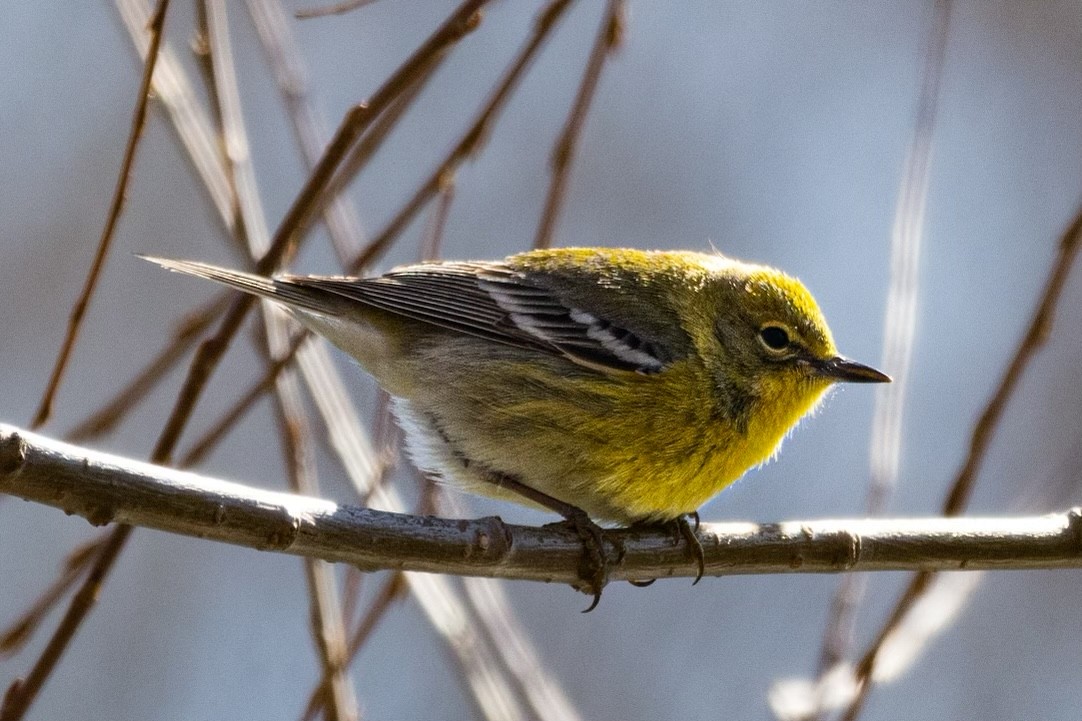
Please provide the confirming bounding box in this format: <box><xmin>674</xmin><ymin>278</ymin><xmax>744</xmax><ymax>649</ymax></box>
<box><xmin>3</xmin><ymin>424</ymin><xmax>1080</xmax><ymax>588</ymax></box>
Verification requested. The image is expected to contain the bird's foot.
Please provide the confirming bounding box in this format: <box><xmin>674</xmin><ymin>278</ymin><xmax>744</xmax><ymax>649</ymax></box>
<box><xmin>628</xmin><ymin>512</ymin><xmax>705</xmax><ymax>586</ymax></box>
<box><xmin>675</xmin><ymin>511</ymin><xmax>706</xmax><ymax>585</ymax></box>
<box><xmin>547</xmin><ymin>509</ymin><xmax>614</xmax><ymax>612</ymax></box>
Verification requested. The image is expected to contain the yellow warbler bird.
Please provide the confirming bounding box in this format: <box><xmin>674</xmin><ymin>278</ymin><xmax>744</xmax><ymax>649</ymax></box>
<box><xmin>145</xmin><ymin>248</ymin><xmax>888</xmax><ymax>607</ymax></box>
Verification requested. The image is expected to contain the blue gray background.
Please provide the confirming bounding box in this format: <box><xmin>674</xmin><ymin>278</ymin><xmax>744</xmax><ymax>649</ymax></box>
<box><xmin>2</xmin><ymin>2</ymin><xmax>1081</xmax><ymax>719</ymax></box>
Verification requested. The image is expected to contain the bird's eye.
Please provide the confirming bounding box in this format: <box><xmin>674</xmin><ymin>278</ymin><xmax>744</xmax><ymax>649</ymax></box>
<box><xmin>758</xmin><ymin>324</ymin><xmax>791</xmax><ymax>353</ymax></box>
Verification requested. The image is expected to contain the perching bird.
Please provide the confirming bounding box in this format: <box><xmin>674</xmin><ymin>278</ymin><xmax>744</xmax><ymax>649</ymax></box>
<box><xmin>145</xmin><ymin>248</ymin><xmax>888</xmax><ymax>608</ymax></box>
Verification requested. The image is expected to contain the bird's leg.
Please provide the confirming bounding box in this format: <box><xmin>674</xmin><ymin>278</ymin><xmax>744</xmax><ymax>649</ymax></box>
<box><xmin>480</xmin><ymin>470</ymin><xmax>611</xmax><ymax>612</ymax></box>
<box><xmin>628</xmin><ymin>511</ymin><xmax>705</xmax><ymax>586</ymax></box>
<box><xmin>678</xmin><ymin>511</ymin><xmax>706</xmax><ymax>584</ymax></box>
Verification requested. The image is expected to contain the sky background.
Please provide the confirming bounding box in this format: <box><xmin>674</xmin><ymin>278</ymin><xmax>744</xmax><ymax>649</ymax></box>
<box><xmin>2</xmin><ymin>1</ymin><xmax>1081</xmax><ymax>719</ymax></box>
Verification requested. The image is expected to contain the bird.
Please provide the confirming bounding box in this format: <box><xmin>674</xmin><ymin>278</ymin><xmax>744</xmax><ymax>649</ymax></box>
<box><xmin>144</xmin><ymin>247</ymin><xmax>889</xmax><ymax>608</ymax></box>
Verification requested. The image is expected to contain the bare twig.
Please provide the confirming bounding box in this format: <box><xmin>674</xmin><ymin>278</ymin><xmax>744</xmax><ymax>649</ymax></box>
<box><xmin>73</xmin><ymin>0</ymin><xmax>373</xmax><ymax>447</ymax></box>
<box><xmin>117</xmin><ymin>0</ymin><xmax>237</xmax><ymax>228</ymax></box>
<box><xmin>840</xmin><ymin>204</ymin><xmax>1082</xmax><ymax>721</ymax></box>
<box><xmin>62</xmin><ymin>0</ymin><xmax>261</xmax><ymax>443</ymax></box>
<box><xmin>443</xmin><ymin>487</ymin><xmax>583</xmax><ymax>721</ymax></box>
<box><xmin>532</xmin><ymin>0</ymin><xmax>624</xmax><ymax>250</ymax></box>
<box><xmin>461</xmin><ymin>577</ymin><xmax>583</xmax><ymax>721</ymax></box>
<box><xmin>67</xmin><ymin>0</ymin><xmax>271</xmax><ymax>446</ymax></box>
<box><xmin>302</xmin><ymin>574</ymin><xmax>406</xmax><ymax>721</ymax></box>
<box><xmin>346</xmin><ymin>0</ymin><xmax>578</xmax><ymax>273</ymax></box>
<box><xmin>4</xmin><ymin>5</ymin><xmax>172</xmax><ymax>719</ymax></box>
<box><xmin>812</xmin><ymin>0</ymin><xmax>951</xmax><ymax>703</ymax></box>
<box><xmin>202</xmin><ymin>4</ymin><xmax>356</xmax><ymax>717</ymax></box>
<box><xmin>153</xmin><ymin>0</ymin><xmax>492</xmax><ymax>467</ymax></box>
<box><xmin>343</xmin><ymin>573</ymin><xmax>405</xmax><ymax>675</ymax></box>
<box><xmin>294</xmin><ymin>0</ymin><xmax>382</xmax><ymax>20</ymax></box>
<box><xmin>65</xmin><ymin>293</ymin><xmax>228</xmax><ymax>442</ymax></box>
<box><xmin>0</xmin><ymin>525</ymin><xmax>133</xmax><ymax>721</ymax></box>
<box><xmin>258</xmin><ymin>0</ymin><xmax>488</xmax><ymax>275</ymax></box>
<box><xmin>320</xmin><ymin>66</ymin><xmax>436</xmax><ymax>216</ymax></box>
<box><xmin>270</xmin><ymin>337</ymin><xmax>358</xmax><ymax>721</ymax></box>
<box><xmin>420</xmin><ymin>174</ymin><xmax>456</xmax><ymax>261</ymax></box>
<box><xmin>31</xmin><ymin>0</ymin><xmax>172</xmax><ymax>430</ymax></box>
<box><xmin>4</xmin><ymin>425</ymin><xmax>1082</xmax><ymax>584</ymax></box>
<box><xmin>245</xmin><ymin>0</ymin><xmax>367</xmax><ymax>266</ymax></box>
<box><xmin>177</xmin><ymin>329</ymin><xmax>309</xmax><ymax>468</ymax></box>
<box><xmin>0</xmin><ymin>542</ymin><xmax>100</xmax><ymax>656</ymax></box>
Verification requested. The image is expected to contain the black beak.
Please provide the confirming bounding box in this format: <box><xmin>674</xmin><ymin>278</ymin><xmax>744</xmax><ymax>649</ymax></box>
<box><xmin>816</xmin><ymin>356</ymin><xmax>891</xmax><ymax>384</ymax></box>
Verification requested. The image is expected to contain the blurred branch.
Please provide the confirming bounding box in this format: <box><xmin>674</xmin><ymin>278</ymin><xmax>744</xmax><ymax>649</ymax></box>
<box><xmin>117</xmin><ymin>0</ymin><xmax>237</xmax><ymax>229</ymax></box>
<box><xmin>200</xmin><ymin>3</ymin><xmax>357</xmax><ymax>719</ymax></box>
<box><xmin>0</xmin><ymin>525</ymin><xmax>132</xmax><ymax>721</ymax></box>
<box><xmin>6</xmin><ymin>5</ymin><xmax>498</xmax><ymax>720</ymax></box>
<box><xmin>0</xmin><ymin>543</ymin><xmax>100</xmax><ymax>656</ymax></box>
<box><xmin>267</xmin><ymin>324</ymin><xmax>358</xmax><ymax>721</ymax></box>
<box><xmin>812</xmin><ymin>0</ymin><xmax>951</xmax><ymax>705</ymax></box>
<box><xmin>176</xmin><ymin>330</ymin><xmax>309</xmax><ymax>468</ymax></box>
<box><xmin>65</xmin><ymin>292</ymin><xmax>228</xmax><ymax>442</ymax></box>
<box><xmin>4</xmin><ymin>425</ymin><xmax>1082</xmax><ymax>586</ymax></box>
<box><xmin>30</xmin><ymin>0</ymin><xmax>172</xmax><ymax>430</ymax></box>
<box><xmin>190</xmin><ymin>5</ymin><xmax>558</xmax><ymax>717</ymax></box>
<box><xmin>245</xmin><ymin>0</ymin><xmax>367</xmax><ymax>267</ymax></box>
<box><xmin>294</xmin><ymin>0</ymin><xmax>381</xmax><ymax>19</ymax></box>
<box><xmin>533</xmin><ymin>0</ymin><xmax>624</xmax><ymax>250</ymax></box>
<box><xmin>3</xmin><ymin>5</ymin><xmax>172</xmax><ymax>719</ymax></box>
<box><xmin>840</xmin><ymin>203</ymin><xmax>1082</xmax><ymax>721</ymax></box>
<box><xmin>301</xmin><ymin>574</ymin><xmax>405</xmax><ymax>721</ymax></box>
<box><xmin>346</xmin><ymin>0</ymin><xmax>578</xmax><ymax>273</ymax></box>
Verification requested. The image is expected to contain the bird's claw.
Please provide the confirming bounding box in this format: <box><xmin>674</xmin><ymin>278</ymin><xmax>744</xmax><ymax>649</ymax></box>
<box><xmin>549</xmin><ymin>511</ymin><xmax>612</xmax><ymax>612</ymax></box>
<box><xmin>675</xmin><ymin>513</ymin><xmax>706</xmax><ymax>585</ymax></box>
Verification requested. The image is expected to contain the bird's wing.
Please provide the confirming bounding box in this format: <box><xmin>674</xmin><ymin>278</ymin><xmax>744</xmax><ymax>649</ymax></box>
<box><xmin>291</xmin><ymin>262</ymin><xmax>675</xmax><ymax>374</ymax></box>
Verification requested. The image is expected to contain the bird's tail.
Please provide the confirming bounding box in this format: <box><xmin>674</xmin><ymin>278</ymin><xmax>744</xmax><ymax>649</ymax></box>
<box><xmin>138</xmin><ymin>255</ymin><xmax>342</xmax><ymax>316</ymax></box>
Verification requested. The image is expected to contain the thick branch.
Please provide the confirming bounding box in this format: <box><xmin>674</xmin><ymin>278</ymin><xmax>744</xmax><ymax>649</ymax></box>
<box><xmin>2</xmin><ymin>424</ymin><xmax>1080</xmax><ymax>586</ymax></box>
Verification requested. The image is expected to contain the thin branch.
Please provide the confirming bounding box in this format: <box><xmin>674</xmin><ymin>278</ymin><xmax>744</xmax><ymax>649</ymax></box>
<box><xmin>346</xmin><ymin>0</ymin><xmax>578</xmax><ymax>273</ymax></box>
<box><xmin>202</xmin><ymin>4</ymin><xmax>357</xmax><ymax>717</ymax></box>
<box><xmin>812</xmin><ymin>0</ymin><xmax>951</xmax><ymax>700</ymax></box>
<box><xmin>5</xmin><ymin>4</ymin><xmax>172</xmax><ymax>719</ymax></box>
<box><xmin>0</xmin><ymin>542</ymin><xmax>100</xmax><ymax>656</ymax></box>
<box><xmin>294</xmin><ymin>0</ymin><xmax>382</xmax><ymax>20</ymax></box>
<box><xmin>154</xmin><ymin>0</ymin><xmax>492</xmax><ymax>468</ymax></box>
<box><xmin>117</xmin><ymin>0</ymin><xmax>237</xmax><ymax>229</ymax></box>
<box><xmin>302</xmin><ymin>574</ymin><xmax>405</xmax><ymax>721</ymax></box>
<box><xmin>177</xmin><ymin>329</ymin><xmax>309</xmax><ymax>468</ymax></box>
<box><xmin>65</xmin><ymin>292</ymin><xmax>228</xmax><ymax>442</ymax></box>
<box><xmin>255</xmin><ymin>0</ymin><xmax>488</xmax><ymax>276</ymax></box>
<box><xmin>200</xmin><ymin>0</ymin><xmax>260</xmax><ymax>249</ymax></box>
<box><xmin>320</xmin><ymin>64</ymin><xmax>436</xmax><ymax>217</ymax></box>
<box><xmin>461</xmin><ymin>577</ymin><xmax>583</xmax><ymax>721</ymax></box>
<box><xmin>0</xmin><ymin>525</ymin><xmax>133</xmax><ymax>721</ymax></box>
<box><xmin>74</xmin><ymin>0</ymin><xmax>375</xmax><ymax>446</ymax></box>
<box><xmin>31</xmin><ymin>0</ymin><xmax>172</xmax><ymax>429</ymax></box>
<box><xmin>62</xmin><ymin>0</ymin><xmax>265</xmax><ymax>442</ymax></box>
<box><xmin>343</xmin><ymin>573</ymin><xmax>405</xmax><ymax>676</ymax></box>
<box><xmin>419</xmin><ymin>173</ymin><xmax>455</xmax><ymax>261</ymax></box>
<box><xmin>532</xmin><ymin>0</ymin><xmax>624</xmax><ymax>250</ymax></box>
<box><xmin>269</xmin><ymin>334</ymin><xmax>358</xmax><ymax>721</ymax></box>
<box><xmin>840</xmin><ymin>204</ymin><xmax>1082</xmax><ymax>721</ymax></box>
<box><xmin>3</xmin><ymin>425</ymin><xmax>1082</xmax><ymax>585</ymax></box>
<box><xmin>245</xmin><ymin>0</ymin><xmax>367</xmax><ymax>266</ymax></box>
